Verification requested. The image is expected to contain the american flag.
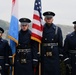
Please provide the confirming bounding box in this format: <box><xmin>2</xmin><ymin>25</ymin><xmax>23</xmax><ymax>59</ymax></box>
<box><xmin>31</xmin><ymin>0</ymin><xmax>43</xmax><ymax>43</ymax></box>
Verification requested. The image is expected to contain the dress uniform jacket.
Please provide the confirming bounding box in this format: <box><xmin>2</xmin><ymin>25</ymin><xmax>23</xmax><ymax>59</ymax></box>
<box><xmin>64</xmin><ymin>31</ymin><xmax>76</xmax><ymax>75</ymax></box>
<box><xmin>0</xmin><ymin>38</ymin><xmax>12</xmax><ymax>75</ymax></box>
<box><xmin>41</xmin><ymin>23</ymin><xmax>63</xmax><ymax>75</ymax></box>
<box><xmin>14</xmin><ymin>29</ymin><xmax>38</xmax><ymax>75</ymax></box>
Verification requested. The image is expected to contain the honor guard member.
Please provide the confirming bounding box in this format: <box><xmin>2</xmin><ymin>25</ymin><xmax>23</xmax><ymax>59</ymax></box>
<box><xmin>14</xmin><ymin>18</ymin><xmax>39</xmax><ymax>75</ymax></box>
<box><xmin>0</xmin><ymin>27</ymin><xmax>12</xmax><ymax>75</ymax></box>
<box><xmin>41</xmin><ymin>11</ymin><xmax>63</xmax><ymax>75</ymax></box>
<box><xmin>64</xmin><ymin>21</ymin><xmax>76</xmax><ymax>75</ymax></box>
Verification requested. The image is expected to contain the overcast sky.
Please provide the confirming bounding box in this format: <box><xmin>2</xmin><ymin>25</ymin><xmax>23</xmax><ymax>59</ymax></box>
<box><xmin>0</xmin><ymin>0</ymin><xmax>76</xmax><ymax>26</ymax></box>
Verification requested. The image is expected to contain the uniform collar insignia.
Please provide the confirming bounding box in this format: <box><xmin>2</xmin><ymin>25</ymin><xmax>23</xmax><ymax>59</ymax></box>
<box><xmin>71</xmin><ymin>31</ymin><xmax>76</xmax><ymax>37</ymax></box>
<box><xmin>71</xmin><ymin>34</ymin><xmax>73</xmax><ymax>36</ymax></box>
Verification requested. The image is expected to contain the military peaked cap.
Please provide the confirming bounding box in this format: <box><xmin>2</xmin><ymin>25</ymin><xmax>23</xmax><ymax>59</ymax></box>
<box><xmin>43</xmin><ymin>11</ymin><xmax>55</xmax><ymax>18</ymax></box>
<box><xmin>19</xmin><ymin>18</ymin><xmax>31</xmax><ymax>25</ymax></box>
<box><xmin>73</xmin><ymin>21</ymin><xmax>76</xmax><ymax>24</ymax></box>
<box><xmin>0</xmin><ymin>27</ymin><xmax>4</xmax><ymax>33</ymax></box>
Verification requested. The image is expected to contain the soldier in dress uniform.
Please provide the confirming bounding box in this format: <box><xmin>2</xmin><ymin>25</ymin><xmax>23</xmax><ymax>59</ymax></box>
<box><xmin>40</xmin><ymin>11</ymin><xmax>63</xmax><ymax>75</ymax></box>
<box><xmin>64</xmin><ymin>21</ymin><xmax>76</xmax><ymax>75</ymax></box>
<box><xmin>0</xmin><ymin>27</ymin><xmax>12</xmax><ymax>75</ymax></box>
<box><xmin>14</xmin><ymin>18</ymin><xmax>39</xmax><ymax>75</ymax></box>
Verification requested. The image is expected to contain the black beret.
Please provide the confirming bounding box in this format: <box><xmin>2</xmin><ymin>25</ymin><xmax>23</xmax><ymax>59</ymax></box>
<box><xmin>0</xmin><ymin>27</ymin><xmax>4</xmax><ymax>33</ymax></box>
<box><xmin>43</xmin><ymin>11</ymin><xmax>55</xmax><ymax>18</ymax></box>
<box><xmin>73</xmin><ymin>21</ymin><xmax>76</xmax><ymax>24</ymax></box>
<box><xmin>19</xmin><ymin>18</ymin><xmax>31</xmax><ymax>25</ymax></box>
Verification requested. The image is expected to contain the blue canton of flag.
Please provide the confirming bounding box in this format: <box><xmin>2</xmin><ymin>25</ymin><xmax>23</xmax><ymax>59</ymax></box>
<box><xmin>34</xmin><ymin>0</ymin><xmax>43</xmax><ymax>19</ymax></box>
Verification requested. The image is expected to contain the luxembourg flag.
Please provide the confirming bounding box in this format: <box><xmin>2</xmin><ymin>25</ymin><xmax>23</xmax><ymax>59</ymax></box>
<box><xmin>8</xmin><ymin>0</ymin><xmax>18</xmax><ymax>55</ymax></box>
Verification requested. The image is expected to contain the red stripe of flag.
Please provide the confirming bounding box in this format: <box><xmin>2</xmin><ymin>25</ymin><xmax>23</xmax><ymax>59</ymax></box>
<box><xmin>31</xmin><ymin>33</ymin><xmax>42</xmax><ymax>40</ymax></box>
<box><xmin>12</xmin><ymin>0</ymin><xmax>15</xmax><ymax>4</ymax></box>
<box><xmin>32</xmin><ymin>23</ymin><xmax>43</xmax><ymax>31</ymax></box>
<box><xmin>33</xmin><ymin>14</ymin><xmax>40</xmax><ymax>21</ymax></box>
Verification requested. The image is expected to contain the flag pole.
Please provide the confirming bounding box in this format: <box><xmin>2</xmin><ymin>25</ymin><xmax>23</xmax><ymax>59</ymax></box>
<box><xmin>39</xmin><ymin>43</ymin><xmax>41</xmax><ymax>75</ymax></box>
<box><xmin>12</xmin><ymin>54</ymin><xmax>16</xmax><ymax>75</ymax></box>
